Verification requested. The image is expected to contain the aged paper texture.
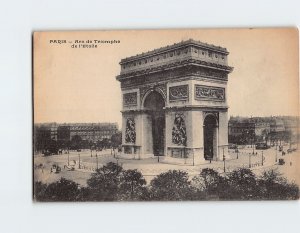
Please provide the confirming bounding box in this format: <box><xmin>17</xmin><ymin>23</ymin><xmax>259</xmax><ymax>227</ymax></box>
<box><xmin>33</xmin><ymin>28</ymin><xmax>299</xmax><ymax>201</ymax></box>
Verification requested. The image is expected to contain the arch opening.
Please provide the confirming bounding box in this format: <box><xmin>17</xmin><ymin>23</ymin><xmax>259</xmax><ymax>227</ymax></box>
<box><xmin>203</xmin><ymin>114</ymin><xmax>218</xmax><ymax>160</ymax></box>
<box><xmin>144</xmin><ymin>91</ymin><xmax>165</xmax><ymax>156</ymax></box>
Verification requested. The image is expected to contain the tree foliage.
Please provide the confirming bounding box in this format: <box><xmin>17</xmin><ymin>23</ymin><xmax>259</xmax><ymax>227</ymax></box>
<box><xmin>192</xmin><ymin>168</ymin><xmax>228</xmax><ymax>200</ymax></box>
<box><xmin>150</xmin><ymin>170</ymin><xmax>194</xmax><ymax>201</ymax></box>
<box><xmin>34</xmin><ymin>178</ymin><xmax>80</xmax><ymax>202</ymax></box>
<box><xmin>34</xmin><ymin>164</ymin><xmax>299</xmax><ymax>202</ymax></box>
<box><xmin>86</xmin><ymin>162</ymin><xmax>123</xmax><ymax>201</ymax></box>
<box><xmin>258</xmin><ymin>169</ymin><xmax>299</xmax><ymax>200</ymax></box>
<box><xmin>111</xmin><ymin>132</ymin><xmax>122</xmax><ymax>149</ymax></box>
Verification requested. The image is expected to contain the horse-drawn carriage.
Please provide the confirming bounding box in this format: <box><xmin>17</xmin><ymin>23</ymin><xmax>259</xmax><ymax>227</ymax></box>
<box><xmin>50</xmin><ymin>164</ymin><xmax>61</xmax><ymax>173</ymax></box>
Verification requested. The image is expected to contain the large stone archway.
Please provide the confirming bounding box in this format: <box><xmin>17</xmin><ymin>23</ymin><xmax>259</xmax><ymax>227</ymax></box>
<box><xmin>117</xmin><ymin>39</ymin><xmax>233</xmax><ymax>162</ymax></box>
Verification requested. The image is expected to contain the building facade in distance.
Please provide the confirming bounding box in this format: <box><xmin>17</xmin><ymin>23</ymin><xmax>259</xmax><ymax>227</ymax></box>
<box><xmin>34</xmin><ymin>122</ymin><xmax>119</xmax><ymax>147</ymax></box>
<box><xmin>228</xmin><ymin>116</ymin><xmax>299</xmax><ymax>145</ymax></box>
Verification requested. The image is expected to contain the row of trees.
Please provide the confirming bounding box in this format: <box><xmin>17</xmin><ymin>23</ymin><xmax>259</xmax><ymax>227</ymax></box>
<box><xmin>34</xmin><ymin>162</ymin><xmax>299</xmax><ymax>201</ymax></box>
<box><xmin>229</xmin><ymin>130</ymin><xmax>293</xmax><ymax>146</ymax></box>
<box><xmin>35</xmin><ymin>131</ymin><xmax>122</xmax><ymax>153</ymax></box>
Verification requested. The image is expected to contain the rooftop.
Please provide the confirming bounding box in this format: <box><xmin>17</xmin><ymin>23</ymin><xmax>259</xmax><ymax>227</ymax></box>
<box><xmin>120</xmin><ymin>39</ymin><xmax>229</xmax><ymax>64</ymax></box>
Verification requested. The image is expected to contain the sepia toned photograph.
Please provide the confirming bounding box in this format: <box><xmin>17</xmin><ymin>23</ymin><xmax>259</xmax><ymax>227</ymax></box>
<box><xmin>33</xmin><ymin>28</ymin><xmax>299</xmax><ymax>201</ymax></box>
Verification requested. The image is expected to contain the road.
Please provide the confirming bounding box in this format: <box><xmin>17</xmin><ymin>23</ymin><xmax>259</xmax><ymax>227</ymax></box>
<box><xmin>33</xmin><ymin>145</ymin><xmax>299</xmax><ymax>186</ymax></box>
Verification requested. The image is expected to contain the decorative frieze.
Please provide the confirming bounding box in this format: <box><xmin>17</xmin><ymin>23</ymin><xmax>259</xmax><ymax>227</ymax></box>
<box><xmin>123</xmin><ymin>92</ymin><xmax>137</xmax><ymax>106</ymax></box>
<box><xmin>195</xmin><ymin>85</ymin><xmax>225</xmax><ymax>101</ymax></box>
<box><xmin>172</xmin><ymin>113</ymin><xmax>187</xmax><ymax>146</ymax></box>
<box><xmin>169</xmin><ymin>85</ymin><xmax>189</xmax><ymax>101</ymax></box>
<box><xmin>125</xmin><ymin>118</ymin><xmax>136</xmax><ymax>143</ymax></box>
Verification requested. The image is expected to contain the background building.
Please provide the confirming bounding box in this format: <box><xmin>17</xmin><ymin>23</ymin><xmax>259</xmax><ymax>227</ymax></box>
<box><xmin>228</xmin><ymin>116</ymin><xmax>299</xmax><ymax>145</ymax></box>
<box><xmin>34</xmin><ymin>122</ymin><xmax>119</xmax><ymax>152</ymax></box>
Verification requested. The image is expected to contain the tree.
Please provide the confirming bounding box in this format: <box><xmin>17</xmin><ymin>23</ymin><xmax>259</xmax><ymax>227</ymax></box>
<box><xmin>33</xmin><ymin>181</ymin><xmax>48</xmax><ymax>201</ymax></box>
<box><xmin>118</xmin><ymin>169</ymin><xmax>147</xmax><ymax>201</ymax></box>
<box><xmin>258</xmin><ymin>169</ymin><xmax>299</xmax><ymax>200</ymax></box>
<box><xmin>34</xmin><ymin>126</ymin><xmax>51</xmax><ymax>152</ymax></box>
<box><xmin>111</xmin><ymin>132</ymin><xmax>122</xmax><ymax>149</ymax></box>
<box><xmin>226</xmin><ymin>168</ymin><xmax>258</xmax><ymax>200</ymax></box>
<box><xmin>34</xmin><ymin>178</ymin><xmax>80</xmax><ymax>202</ymax></box>
<box><xmin>102</xmin><ymin>138</ymin><xmax>111</xmax><ymax>148</ymax></box>
<box><xmin>70</xmin><ymin>135</ymin><xmax>82</xmax><ymax>150</ymax></box>
<box><xmin>192</xmin><ymin>168</ymin><xmax>228</xmax><ymax>200</ymax></box>
<box><xmin>86</xmin><ymin>162</ymin><xmax>123</xmax><ymax>201</ymax></box>
<box><xmin>149</xmin><ymin>170</ymin><xmax>193</xmax><ymax>201</ymax></box>
<box><xmin>46</xmin><ymin>139</ymin><xmax>58</xmax><ymax>154</ymax></box>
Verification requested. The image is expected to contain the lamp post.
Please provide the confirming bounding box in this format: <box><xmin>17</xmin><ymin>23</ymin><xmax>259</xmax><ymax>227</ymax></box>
<box><xmin>67</xmin><ymin>152</ymin><xmax>70</xmax><ymax>166</ymax></box>
<box><xmin>78</xmin><ymin>153</ymin><xmax>81</xmax><ymax>169</ymax></box>
<box><xmin>275</xmin><ymin>146</ymin><xmax>278</xmax><ymax>163</ymax></box>
<box><xmin>192</xmin><ymin>149</ymin><xmax>195</xmax><ymax>166</ymax></box>
<box><xmin>261</xmin><ymin>150</ymin><xmax>264</xmax><ymax>166</ymax></box>
<box><xmin>96</xmin><ymin>154</ymin><xmax>98</xmax><ymax>170</ymax></box>
<box><xmin>223</xmin><ymin>147</ymin><xmax>226</xmax><ymax>173</ymax></box>
<box><xmin>249</xmin><ymin>153</ymin><xmax>251</xmax><ymax>168</ymax></box>
<box><xmin>236</xmin><ymin>147</ymin><xmax>239</xmax><ymax>159</ymax></box>
<box><xmin>275</xmin><ymin>140</ymin><xmax>278</xmax><ymax>163</ymax></box>
<box><xmin>90</xmin><ymin>148</ymin><xmax>93</xmax><ymax>157</ymax></box>
<box><xmin>116</xmin><ymin>157</ymin><xmax>119</xmax><ymax>167</ymax></box>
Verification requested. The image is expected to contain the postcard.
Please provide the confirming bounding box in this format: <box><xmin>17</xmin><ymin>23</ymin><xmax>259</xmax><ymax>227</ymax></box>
<box><xmin>33</xmin><ymin>28</ymin><xmax>299</xmax><ymax>201</ymax></box>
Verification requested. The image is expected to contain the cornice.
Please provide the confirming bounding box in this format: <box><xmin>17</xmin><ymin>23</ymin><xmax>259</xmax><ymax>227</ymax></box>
<box><xmin>121</xmin><ymin>105</ymin><xmax>228</xmax><ymax>114</ymax></box>
<box><xmin>116</xmin><ymin>59</ymin><xmax>233</xmax><ymax>81</ymax></box>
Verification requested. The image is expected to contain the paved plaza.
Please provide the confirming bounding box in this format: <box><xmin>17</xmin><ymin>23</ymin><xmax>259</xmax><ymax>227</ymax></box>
<box><xmin>33</xmin><ymin>145</ymin><xmax>299</xmax><ymax>186</ymax></box>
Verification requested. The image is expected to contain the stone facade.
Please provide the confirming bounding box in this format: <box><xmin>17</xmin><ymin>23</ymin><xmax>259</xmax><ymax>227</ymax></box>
<box><xmin>35</xmin><ymin>122</ymin><xmax>119</xmax><ymax>142</ymax></box>
<box><xmin>117</xmin><ymin>39</ymin><xmax>233</xmax><ymax>164</ymax></box>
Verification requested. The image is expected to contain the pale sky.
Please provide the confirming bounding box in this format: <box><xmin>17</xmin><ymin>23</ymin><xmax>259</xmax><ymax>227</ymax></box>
<box><xmin>34</xmin><ymin>28</ymin><xmax>299</xmax><ymax>127</ymax></box>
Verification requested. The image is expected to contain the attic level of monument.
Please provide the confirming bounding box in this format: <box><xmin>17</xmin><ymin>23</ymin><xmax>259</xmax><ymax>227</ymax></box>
<box><xmin>116</xmin><ymin>39</ymin><xmax>233</xmax><ymax>83</ymax></box>
<box><xmin>121</xmin><ymin>39</ymin><xmax>229</xmax><ymax>63</ymax></box>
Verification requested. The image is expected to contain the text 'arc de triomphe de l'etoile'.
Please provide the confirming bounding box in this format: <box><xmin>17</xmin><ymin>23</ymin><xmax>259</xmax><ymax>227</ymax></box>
<box><xmin>116</xmin><ymin>39</ymin><xmax>233</xmax><ymax>165</ymax></box>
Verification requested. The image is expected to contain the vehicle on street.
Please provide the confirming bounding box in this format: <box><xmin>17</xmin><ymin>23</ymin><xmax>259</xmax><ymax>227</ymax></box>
<box><xmin>287</xmin><ymin>148</ymin><xmax>297</xmax><ymax>153</ymax></box>
<box><xmin>255</xmin><ymin>142</ymin><xmax>269</xmax><ymax>150</ymax></box>
<box><xmin>229</xmin><ymin>143</ymin><xmax>238</xmax><ymax>149</ymax></box>
<box><xmin>51</xmin><ymin>164</ymin><xmax>61</xmax><ymax>173</ymax></box>
<box><xmin>278</xmin><ymin>158</ymin><xmax>285</xmax><ymax>165</ymax></box>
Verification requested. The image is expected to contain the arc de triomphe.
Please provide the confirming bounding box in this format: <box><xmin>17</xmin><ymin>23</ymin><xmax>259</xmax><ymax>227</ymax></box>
<box><xmin>116</xmin><ymin>39</ymin><xmax>233</xmax><ymax>164</ymax></box>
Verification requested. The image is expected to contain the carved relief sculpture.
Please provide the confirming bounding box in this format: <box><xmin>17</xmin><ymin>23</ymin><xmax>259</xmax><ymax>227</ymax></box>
<box><xmin>125</xmin><ymin>118</ymin><xmax>136</xmax><ymax>143</ymax></box>
<box><xmin>169</xmin><ymin>85</ymin><xmax>189</xmax><ymax>101</ymax></box>
<box><xmin>195</xmin><ymin>85</ymin><xmax>225</xmax><ymax>101</ymax></box>
<box><xmin>172</xmin><ymin>113</ymin><xmax>187</xmax><ymax>146</ymax></box>
<box><xmin>123</xmin><ymin>92</ymin><xmax>137</xmax><ymax>106</ymax></box>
